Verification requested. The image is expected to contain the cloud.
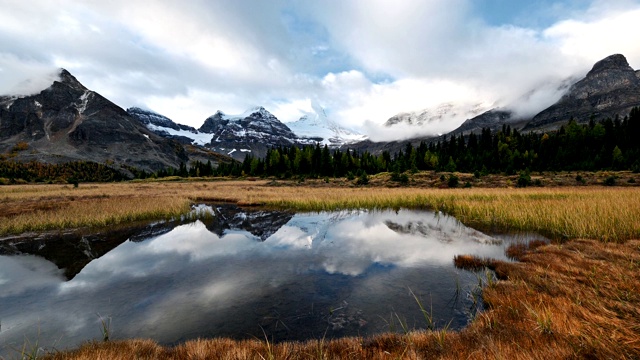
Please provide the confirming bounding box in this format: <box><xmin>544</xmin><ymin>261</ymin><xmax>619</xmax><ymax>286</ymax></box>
<box><xmin>1</xmin><ymin>0</ymin><xmax>639</xmax><ymax>137</ymax></box>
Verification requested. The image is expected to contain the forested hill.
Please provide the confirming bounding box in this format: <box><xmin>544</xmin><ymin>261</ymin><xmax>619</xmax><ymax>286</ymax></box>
<box><xmin>217</xmin><ymin>107</ymin><xmax>640</xmax><ymax>178</ymax></box>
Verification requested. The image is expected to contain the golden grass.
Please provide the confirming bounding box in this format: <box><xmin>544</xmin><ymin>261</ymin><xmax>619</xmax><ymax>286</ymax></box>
<box><xmin>44</xmin><ymin>239</ymin><xmax>640</xmax><ymax>359</ymax></box>
<box><xmin>3</xmin><ymin>179</ymin><xmax>637</xmax><ymax>358</ymax></box>
<box><xmin>2</xmin><ymin>179</ymin><xmax>639</xmax><ymax>241</ymax></box>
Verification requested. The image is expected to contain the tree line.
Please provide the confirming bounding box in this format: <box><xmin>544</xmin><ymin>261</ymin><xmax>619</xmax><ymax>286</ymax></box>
<box><xmin>214</xmin><ymin>107</ymin><xmax>640</xmax><ymax>179</ymax></box>
<box><xmin>0</xmin><ymin>160</ymin><xmax>127</xmax><ymax>184</ymax></box>
<box><xmin>2</xmin><ymin>107</ymin><xmax>639</xmax><ymax>184</ymax></box>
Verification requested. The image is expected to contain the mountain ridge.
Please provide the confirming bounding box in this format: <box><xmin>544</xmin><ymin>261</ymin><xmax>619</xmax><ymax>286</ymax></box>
<box><xmin>0</xmin><ymin>69</ymin><xmax>219</xmax><ymax>174</ymax></box>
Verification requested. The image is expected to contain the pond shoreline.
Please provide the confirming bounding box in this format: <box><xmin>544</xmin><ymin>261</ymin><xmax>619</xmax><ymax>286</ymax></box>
<box><xmin>36</xmin><ymin>238</ymin><xmax>640</xmax><ymax>359</ymax></box>
<box><xmin>1</xmin><ymin>179</ymin><xmax>639</xmax><ymax>359</ymax></box>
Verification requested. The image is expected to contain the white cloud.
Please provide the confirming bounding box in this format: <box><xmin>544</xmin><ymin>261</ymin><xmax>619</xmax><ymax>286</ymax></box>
<box><xmin>1</xmin><ymin>0</ymin><xmax>639</xmax><ymax>138</ymax></box>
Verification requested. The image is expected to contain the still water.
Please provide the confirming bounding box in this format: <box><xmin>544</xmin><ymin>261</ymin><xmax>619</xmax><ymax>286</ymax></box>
<box><xmin>0</xmin><ymin>206</ymin><xmax>541</xmax><ymax>355</ymax></box>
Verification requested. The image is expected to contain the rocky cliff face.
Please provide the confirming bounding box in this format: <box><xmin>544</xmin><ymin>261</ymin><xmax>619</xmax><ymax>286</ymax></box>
<box><xmin>449</xmin><ymin>109</ymin><xmax>521</xmax><ymax>135</ymax></box>
<box><xmin>199</xmin><ymin>107</ymin><xmax>300</xmax><ymax>160</ymax></box>
<box><xmin>0</xmin><ymin>69</ymin><xmax>188</xmax><ymax>172</ymax></box>
<box><xmin>524</xmin><ymin>54</ymin><xmax>640</xmax><ymax>131</ymax></box>
<box><xmin>127</xmin><ymin>107</ymin><xmax>199</xmax><ymax>145</ymax></box>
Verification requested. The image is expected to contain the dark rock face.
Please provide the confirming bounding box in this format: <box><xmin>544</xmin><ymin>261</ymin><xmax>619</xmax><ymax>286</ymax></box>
<box><xmin>199</xmin><ymin>107</ymin><xmax>300</xmax><ymax>160</ymax></box>
<box><xmin>201</xmin><ymin>204</ymin><xmax>294</xmax><ymax>241</ymax></box>
<box><xmin>0</xmin><ymin>69</ymin><xmax>188</xmax><ymax>172</ymax></box>
<box><xmin>450</xmin><ymin>109</ymin><xmax>527</xmax><ymax>135</ymax></box>
<box><xmin>0</xmin><ymin>221</ymin><xmax>178</xmax><ymax>280</ymax></box>
<box><xmin>524</xmin><ymin>54</ymin><xmax>640</xmax><ymax>131</ymax></box>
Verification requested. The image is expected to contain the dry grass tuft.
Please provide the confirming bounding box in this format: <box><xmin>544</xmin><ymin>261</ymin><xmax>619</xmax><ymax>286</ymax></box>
<box><xmin>453</xmin><ymin>254</ymin><xmax>492</xmax><ymax>271</ymax></box>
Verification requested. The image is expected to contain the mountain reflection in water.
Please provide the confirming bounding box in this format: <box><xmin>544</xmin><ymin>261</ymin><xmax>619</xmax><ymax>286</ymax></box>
<box><xmin>0</xmin><ymin>206</ymin><xmax>541</xmax><ymax>356</ymax></box>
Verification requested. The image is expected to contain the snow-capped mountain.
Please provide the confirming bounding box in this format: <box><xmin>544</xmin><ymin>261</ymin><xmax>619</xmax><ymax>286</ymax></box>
<box><xmin>286</xmin><ymin>103</ymin><xmax>367</xmax><ymax>147</ymax></box>
<box><xmin>384</xmin><ymin>102</ymin><xmax>491</xmax><ymax>132</ymax></box>
<box><xmin>198</xmin><ymin>106</ymin><xmax>300</xmax><ymax>160</ymax></box>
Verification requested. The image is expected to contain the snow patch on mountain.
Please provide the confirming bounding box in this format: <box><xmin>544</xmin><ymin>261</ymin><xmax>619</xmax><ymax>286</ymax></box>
<box><xmin>216</xmin><ymin>106</ymin><xmax>274</xmax><ymax>122</ymax></box>
<box><xmin>76</xmin><ymin>91</ymin><xmax>92</xmax><ymax>114</ymax></box>
<box><xmin>127</xmin><ymin>107</ymin><xmax>214</xmax><ymax>146</ymax></box>
<box><xmin>145</xmin><ymin>124</ymin><xmax>213</xmax><ymax>146</ymax></box>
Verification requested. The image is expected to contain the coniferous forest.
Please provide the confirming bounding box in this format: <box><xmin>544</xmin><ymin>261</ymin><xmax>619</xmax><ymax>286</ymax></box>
<box><xmin>216</xmin><ymin>108</ymin><xmax>640</xmax><ymax>179</ymax></box>
<box><xmin>1</xmin><ymin>108</ymin><xmax>639</xmax><ymax>184</ymax></box>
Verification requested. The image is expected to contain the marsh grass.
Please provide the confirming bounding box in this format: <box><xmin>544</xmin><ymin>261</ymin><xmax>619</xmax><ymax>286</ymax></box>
<box><xmin>2</xmin><ymin>181</ymin><xmax>640</xmax><ymax>242</ymax></box>
<box><xmin>97</xmin><ymin>314</ymin><xmax>111</xmax><ymax>342</ymax></box>
<box><xmin>3</xmin><ymin>180</ymin><xmax>640</xmax><ymax>358</ymax></box>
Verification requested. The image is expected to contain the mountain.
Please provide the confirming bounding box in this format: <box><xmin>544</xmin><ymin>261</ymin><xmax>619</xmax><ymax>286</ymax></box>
<box><xmin>198</xmin><ymin>106</ymin><xmax>300</xmax><ymax>160</ymax></box>
<box><xmin>0</xmin><ymin>69</ymin><xmax>189</xmax><ymax>173</ymax></box>
<box><xmin>523</xmin><ymin>54</ymin><xmax>640</xmax><ymax>131</ymax></box>
<box><xmin>286</xmin><ymin>103</ymin><xmax>367</xmax><ymax>147</ymax></box>
<box><xmin>449</xmin><ymin>109</ymin><xmax>531</xmax><ymax>136</ymax></box>
<box><xmin>384</xmin><ymin>102</ymin><xmax>490</xmax><ymax>130</ymax></box>
<box><xmin>355</xmin><ymin>54</ymin><xmax>639</xmax><ymax>155</ymax></box>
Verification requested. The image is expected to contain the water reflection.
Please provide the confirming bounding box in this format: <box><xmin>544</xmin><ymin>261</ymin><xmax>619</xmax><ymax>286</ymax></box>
<box><xmin>0</xmin><ymin>207</ymin><xmax>540</xmax><ymax>356</ymax></box>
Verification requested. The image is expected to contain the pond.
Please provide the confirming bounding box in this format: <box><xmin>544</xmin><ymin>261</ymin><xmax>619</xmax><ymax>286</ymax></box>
<box><xmin>0</xmin><ymin>205</ymin><xmax>542</xmax><ymax>356</ymax></box>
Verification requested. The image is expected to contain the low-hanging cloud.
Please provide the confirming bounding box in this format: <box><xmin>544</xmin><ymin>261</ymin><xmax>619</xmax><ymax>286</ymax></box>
<box><xmin>0</xmin><ymin>0</ymin><xmax>639</xmax><ymax>137</ymax></box>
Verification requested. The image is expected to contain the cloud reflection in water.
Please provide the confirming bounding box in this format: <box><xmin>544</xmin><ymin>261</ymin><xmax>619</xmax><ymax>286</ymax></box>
<box><xmin>0</xmin><ymin>208</ymin><xmax>524</xmax><ymax>356</ymax></box>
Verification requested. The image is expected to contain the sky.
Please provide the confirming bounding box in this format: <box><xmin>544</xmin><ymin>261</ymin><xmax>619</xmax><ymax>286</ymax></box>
<box><xmin>1</xmin><ymin>0</ymin><xmax>639</xmax><ymax>141</ymax></box>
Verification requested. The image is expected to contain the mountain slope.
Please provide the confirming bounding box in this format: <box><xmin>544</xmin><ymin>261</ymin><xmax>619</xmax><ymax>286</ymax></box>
<box><xmin>524</xmin><ymin>54</ymin><xmax>640</xmax><ymax>131</ymax></box>
<box><xmin>0</xmin><ymin>69</ymin><xmax>188</xmax><ymax>172</ymax></box>
<box><xmin>286</xmin><ymin>104</ymin><xmax>367</xmax><ymax>147</ymax></box>
<box><xmin>382</xmin><ymin>102</ymin><xmax>491</xmax><ymax>138</ymax></box>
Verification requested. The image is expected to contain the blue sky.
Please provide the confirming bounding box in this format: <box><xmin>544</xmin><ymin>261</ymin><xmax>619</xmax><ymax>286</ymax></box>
<box><xmin>474</xmin><ymin>0</ymin><xmax>587</xmax><ymax>27</ymax></box>
<box><xmin>1</xmin><ymin>0</ymin><xmax>639</xmax><ymax>140</ymax></box>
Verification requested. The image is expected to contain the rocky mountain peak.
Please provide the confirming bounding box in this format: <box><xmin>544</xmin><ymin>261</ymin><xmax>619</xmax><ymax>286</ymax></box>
<box><xmin>523</xmin><ymin>53</ymin><xmax>640</xmax><ymax>131</ymax></box>
<box><xmin>587</xmin><ymin>54</ymin><xmax>631</xmax><ymax>77</ymax></box>
<box><xmin>55</xmin><ymin>68</ymin><xmax>87</xmax><ymax>92</ymax></box>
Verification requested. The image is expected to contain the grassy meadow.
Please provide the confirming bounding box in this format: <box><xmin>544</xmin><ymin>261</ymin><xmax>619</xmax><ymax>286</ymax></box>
<box><xmin>1</xmin><ymin>173</ymin><xmax>639</xmax><ymax>358</ymax></box>
<box><xmin>2</xmin><ymin>174</ymin><xmax>639</xmax><ymax>241</ymax></box>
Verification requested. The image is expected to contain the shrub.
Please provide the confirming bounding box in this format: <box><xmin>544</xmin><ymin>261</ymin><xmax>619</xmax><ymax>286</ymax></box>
<box><xmin>11</xmin><ymin>142</ymin><xmax>29</xmax><ymax>152</ymax></box>
<box><xmin>575</xmin><ymin>174</ymin><xmax>585</xmax><ymax>184</ymax></box>
<box><xmin>604</xmin><ymin>176</ymin><xmax>616</xmax><ymax>186</ymax></box>
<box><xmin>516</xmin><ymin>171</ymin><xmax>531</xmax><ymax>188</ymax></box>
<box><xmin>356</xmin><ymin>172</ymin><xmax>369</xmax><ymax>185</ymax></box>
<box><xmin>447</xmin><ymin>174</ymin><xmax>459</xmax><ymax>188</ymax></box>
<box><xmin>391</xmin><ymin>172</ymin><xmax>409</xmax><ymax>185</ymax></box>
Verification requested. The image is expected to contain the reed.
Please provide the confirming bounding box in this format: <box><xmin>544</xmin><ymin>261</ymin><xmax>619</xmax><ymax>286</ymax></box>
<box><xmin>2</xmin><ymin>181</ymin><xmax>640</xmax><ymax>242</ymax></box>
